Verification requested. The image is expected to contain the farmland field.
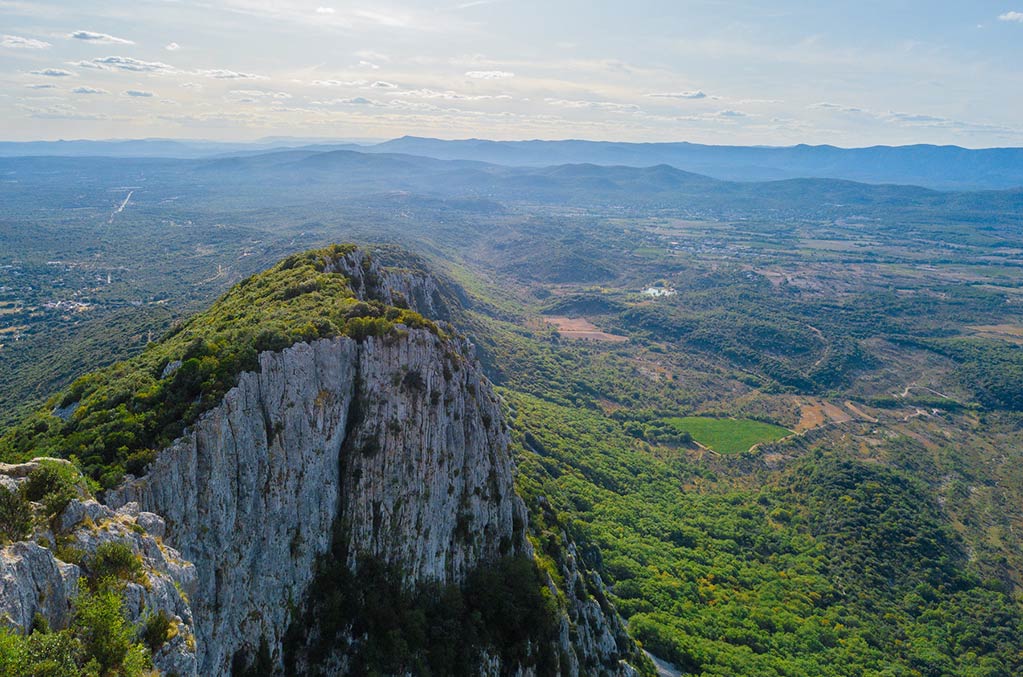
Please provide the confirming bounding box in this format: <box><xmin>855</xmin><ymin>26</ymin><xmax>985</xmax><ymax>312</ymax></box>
<box><xmin>662</xmin><ymin>416</ymin><xmax>792</xmax><ymax>454</ymax></box>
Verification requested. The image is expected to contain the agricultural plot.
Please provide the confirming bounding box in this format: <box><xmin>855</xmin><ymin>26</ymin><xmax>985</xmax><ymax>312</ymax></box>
<box><xmin>663</xmin><ymin>416</ymin><xmax>792</xmax><ymax>455</ymax></box>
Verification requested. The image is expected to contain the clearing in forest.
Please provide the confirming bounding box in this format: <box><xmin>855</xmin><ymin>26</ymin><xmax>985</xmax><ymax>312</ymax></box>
<box><xmin>543</xmin><ymin>316</ymin><xmax>628</xmax><ymax>342</ymax></box>
<box><xmin>663</xmin><ymin>416</ymin><xmax>792</xmax><ymax>455</ymax></box>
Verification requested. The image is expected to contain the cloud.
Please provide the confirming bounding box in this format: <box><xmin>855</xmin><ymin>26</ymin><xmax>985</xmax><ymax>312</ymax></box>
<box><xmin>312</xmin><ymin>79</ymin><xmax>367</xmax><ymax>87</ymax></box>
<box><xmin>395</xmin><ymin>88</ymin><xmax>512</xmax><ymax>101</ymax></box>
<box><xmin>810</xmin><ymin>102</ymin><xmax>865</xmax><ymax>113</ymax></box>
<box><xmin>714</xmin><ymin>109</ymin><xmax>746</xmax><ymax>118</ymax></box>
<box><xmin>358</xmin><ymin>60</ymin><xmax>379</xmax><ymax>69</ymax></box>
<box><xmin>2</xmin><ymin>34</ymin><xmax>51</xmax><ymax>49</ymax></box>
<box><xmin>197</xmin><ymin>68</ymin><xmax>262</xmax><ymax>79</ymax></box>
<box><xmin>370</xmin><ymin>80</ymin><xmax>397</xmax><ymax>88</ymax></box>
<box><xmin>18</xmin><ymin>103</ymin><xmax>106</xmax><ymax>120</ymax></box>
<box><xmin>311</xmin><ymin>96</ymin><xmax>375</xmax><ymax>105</ymax></box>
<box><xmin>545</xmin><ymin>98</ymin><xmax>639</xmax><ymax>112</ymax></box>
<box><xmin>31</xmin><ymin>68</ymin><xmax>74</xmax><ymax>77</ymax></box>
<box><xmin>25</xmin><ymin>83</ymin><xmax>57</xmax><ymax>89</ymax></box>
<box><xmin>72</xmin><ymin>86</ymin><xmax>108</xmax><ymax>94</ymax></box>
<box><xmin>69</xmin><ymin>30</ymin><xmax>134</xmax><ymax>44</ymax></box>
<box><xmin>229</xmin><ymin>89</ymin><xmax>292</xmax><ymax>99</ymax></box>
<box><xmin>646</xmin><ymin>90</ymin><xmax>707</xmax><ymax>100</ymax></box>
<box><xmin>165</xmin><ymin>42</ymin><xmax>180</xmax><ymax>51</ymax></box>
<box><xmin>998</xmin><ymin>11</ymin><xmax>1023</xmax><ymax>22</ymax></box>
<box><xmin>465</xmin><ymin>70</ymin><xmax>514</xmax><ymax>79</ymax></box>
<box><xmin>124</xmin><ymin>89</ymin><xmax>154</xmax><ymax>97</ymax></box>
<box><xmin>316</xmin><ymin>6</ymin><xmax>335</xmax><ymax>13</ymax></box>
<box><xmin>75</xmin><ymin>56</ymin><xmax>176</xmax><ymax>73</ymax></box>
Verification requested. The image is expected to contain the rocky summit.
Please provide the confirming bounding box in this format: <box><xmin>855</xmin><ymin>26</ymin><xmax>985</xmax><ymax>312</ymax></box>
<box><xmin>0</xmin><ymin>246</ymin><xmax>645</xmax><ymax>676</ymax></box>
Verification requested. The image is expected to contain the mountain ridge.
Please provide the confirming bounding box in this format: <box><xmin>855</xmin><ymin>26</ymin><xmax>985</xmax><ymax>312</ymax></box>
<box><xmin>2</xmin><ymin>136</ymin><xmax>1021</xmax><ymax>190</ymax></box>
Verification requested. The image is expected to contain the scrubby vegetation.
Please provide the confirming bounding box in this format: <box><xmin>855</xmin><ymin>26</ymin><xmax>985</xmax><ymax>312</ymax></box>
<box><xmin>0</xmin><ymin>460</ymin><xmax>88</xmax><ymax>543</ymax></box>
<box><xmin>0</xmin><ymin>245</ymin><xmax>441</xmax><ymax>487</ymax></box>
<box><xmin>0</xmin><ymin>461</ymin><xmax>153</xmax><ymax>677</ymax></box>
<box><xmin>0</xmin><ymin>545</ymin><xmax>155</xmax><ymax>677</ymax></box>
<box><xmin>511</xmin><ymin>393</ymin><xmax>1023</xmax><ymax>676</ymax></box>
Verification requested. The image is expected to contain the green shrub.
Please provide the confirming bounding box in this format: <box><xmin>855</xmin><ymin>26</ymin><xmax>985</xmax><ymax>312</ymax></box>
<box><xmin>88</xmin><ymin>542</ymin><xmax>144</xmax><ymax>588</ymax></box>
<box><xmin>141</xmin><ymin>610</ymin><xmax>172</xmax><ymax>653</ymax></box>
<box><xmin>21</xmin><ymin>461</ymin><xmax>84</xmax><ymax>517</ymax></box>
<box><xmin>72</xmin><ymin>584</ymin><xmax>151</xmax><ymax>675</ymax></box>
<box><xmin>0</xmin><ymin>487</ymin><xmax>33</xmax><ymax>544</ymax></box>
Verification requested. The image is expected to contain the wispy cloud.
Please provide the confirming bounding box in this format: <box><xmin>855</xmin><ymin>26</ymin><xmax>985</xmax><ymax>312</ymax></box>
<box><xmin>165</xmin><ymin>42</ymin><xmax>180</xmax><ymax>51</ymax></box>
<box><xmin>30</xmin><ymin>68</ymin><xmax>74</xmax><ymax>77</ymax></box>
<box><xmin>197</xmin><ymin>68</ymin><xmax>262</xmax><ymax>79</ymax></box>
<box><xmin>312</xmin><ymin>79</ymin><xmax>367</xmax><ymax>87</ymax></box>
<box><xmin>646</xmin><ymin>90</ymin><xmax>707</xmax><ymax>100</ymax></box>
<box><xmin>370</xmin><ymin>80</ymin><xmax>398</xmax><ymax>88</ymax></box>
<box><xmin>72</xmin><ymin>86</ymin><xmax>108</xmax><ymax>94</ymax></box>
<box><xmin>545</xmin><ymin>98</ymin><xmax>639</xmax><ymax>112</ymax></box>
<box><xmin>229</xmin><ymin>89</ymin><xmax>292</xmax><ymax>99</ymax></box>
<box><xmin>69</xmin><ymin>30</ymin><xmax>134</xmax><ymax>45</ymax></box>
<box><xmin>316</xmin><ymin>6</ymin><xmax>335</xmax><ymax>14</ymax></box>
<box><xmin>394</xmin><ymin>88</ymin><xmax>511</xmax><ymax>101</ymax></box>
<box><xmin>998</xmin><ymin>11</ymin><xmax>1023</xmax><ymax>22</ymax></box>
<box><xmin>455</xmin><ymin>0</ymin><xmax>500</xmax><ymax>8</ymax></box>
<box><xmin>2</xmin><ymin>34</ymin><xmax>50</xmax><ymax>49</ymax></box>
<box><xmin>18</xmin><ymin>103</ymin><xmax>106</xmax><ymax>120</ymax></box>
<box><xmin>810</xmin><ymin>102</ymin><xmax>865</xmax><ymax>113</ymax></box>
<box><xmin>124</xmin><ymin>89</ymin><xmax>154</xmax><ymax>97</ymax></box>
<box><xmin>465</xmin><ymin>70</ymin><xmax>514</xmax><ymax>79</ymax></box>
<box><xmin>75</xmin><ymin>56</ymin><xmax>175</xmax><ymax>73</ymax></box>
<box><xmin>25</xmin><ymin>83</ymin><xmax>57</xmax><ymax>89</ymax></box>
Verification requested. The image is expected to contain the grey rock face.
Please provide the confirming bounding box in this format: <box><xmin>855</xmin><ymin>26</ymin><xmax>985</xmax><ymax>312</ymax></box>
<box><xmin>107</xmin><ymin>328</ymin><xmax>533</xmax><ymax>675</ymax></box>
<box><xmin>5</xmin><ymin>251</ymin><xmax>639</xmax><ymax>675</ymax></box>
<box><xmin>107</xmin><ymin>338</ymin><xmax>358</xmax><ymax>675</ymax></box>
<box><xmin>0</xmin><ymin>492</ymin><xmax>197</xmax><ymax>676</ymax></box>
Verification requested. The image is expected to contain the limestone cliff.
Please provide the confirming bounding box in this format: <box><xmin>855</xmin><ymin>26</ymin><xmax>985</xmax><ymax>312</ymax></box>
<box><xmin>2</xmin><ymin>247</ymin><xmax>643</xmax><ymax>676</ymax></box>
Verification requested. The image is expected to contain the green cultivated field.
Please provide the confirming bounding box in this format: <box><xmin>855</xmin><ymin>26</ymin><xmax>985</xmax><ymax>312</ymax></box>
<box><xmin>663</xmin><ymin>416</ymin><xmax>791</xmax><ymax>454</ymax></box>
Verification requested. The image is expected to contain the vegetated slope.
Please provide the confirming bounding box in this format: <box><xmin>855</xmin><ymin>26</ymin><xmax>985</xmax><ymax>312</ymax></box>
<box><xmin>0</xmin><ymin>243</ymin><xmax>441</xmax><ymax>488</ymax></box>
<box><xmin>507</xmin><ymin>390</ymin><xmax>1023</xmax><ymax>677</ymax></box>
<box><xmin>0</xmin><ymin>245</ymin><xmax>649</xmax><ymax>676</ymax></box>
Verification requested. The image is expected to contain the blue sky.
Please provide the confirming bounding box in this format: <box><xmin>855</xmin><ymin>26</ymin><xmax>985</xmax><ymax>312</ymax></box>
<box><xmin>1</xmin><ymin>0</ymin><xmax>1021</xmax><ymax>146</ymax></box>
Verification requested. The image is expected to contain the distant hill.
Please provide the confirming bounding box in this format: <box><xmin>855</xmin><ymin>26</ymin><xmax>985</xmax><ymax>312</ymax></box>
<box><xmin>1</xmin><ymin>136</ymin><xmax>1020</xmax><ymax>189</ymax></box>
<box><xmin>2</xmin><ymin>150</ymin><xmax>1021</xmax><ymax>222</ymax></box>
<box><xmin>358</xmin><ymin>137</ymin><xmax>1023</xmax><ymax>191</ymax></box>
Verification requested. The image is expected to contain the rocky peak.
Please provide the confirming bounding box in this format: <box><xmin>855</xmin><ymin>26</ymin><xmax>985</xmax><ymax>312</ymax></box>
<box><xmin>0</xmin><ymin>246</ymin><xmax>644</xmax><ymax>676</ymax></box>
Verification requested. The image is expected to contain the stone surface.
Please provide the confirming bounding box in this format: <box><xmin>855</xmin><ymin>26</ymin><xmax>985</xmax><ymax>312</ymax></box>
<box><xmin>0</xmin><ymin>492</ymin><xmax>198</xmax><ymax>676</ymax></box>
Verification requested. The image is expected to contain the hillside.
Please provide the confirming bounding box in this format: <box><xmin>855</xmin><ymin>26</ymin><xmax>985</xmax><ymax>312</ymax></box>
<box><xmin>0</xmin><ymin>246</ymin><xmax>648</xmax><ymax>676</ymax></box>
<box><xmin>2</xmin><ymin>137</ymin><xmax>1022</xmax><ymax>190</ymax></box>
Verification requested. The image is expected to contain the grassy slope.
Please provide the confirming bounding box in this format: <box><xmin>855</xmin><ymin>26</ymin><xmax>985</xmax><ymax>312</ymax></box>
<box><xmin>663</xmin><ymin>417</ymin><xmax>792</xmax><ymax>455</ymax></box>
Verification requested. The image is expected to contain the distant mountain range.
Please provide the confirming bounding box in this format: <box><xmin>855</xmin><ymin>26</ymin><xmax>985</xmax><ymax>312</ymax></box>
<box><xmin>3</xmin><ymin>149</ymin><xmax>1021</xmax><ymax>224</ymax></box>
<box><xmin>2</xmin><ymin>136</ymin><xmax>1022</xmax><ymax>190</ymax></box>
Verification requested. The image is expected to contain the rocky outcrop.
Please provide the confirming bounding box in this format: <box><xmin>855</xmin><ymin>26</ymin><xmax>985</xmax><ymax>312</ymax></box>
<box><xmin>4</xmin><ymin>249</ymin><xmax>642</xmax><ymax>675</ymax></box>
<box><xmin>107</xmin><ymin>327</ymin><xmax>539</xmax><ymax>675</ymax></box>
<box><xmin>0</xmin><ymin>460</ymin><xmax>197</xmax><ymax>676</ymax></box>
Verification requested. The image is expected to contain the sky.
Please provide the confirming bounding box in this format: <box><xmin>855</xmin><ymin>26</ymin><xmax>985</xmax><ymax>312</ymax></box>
<box><xmin>1</xmin><ymin>0</ymin><xmax>1022</xmax><ymax>147</ymax></box>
